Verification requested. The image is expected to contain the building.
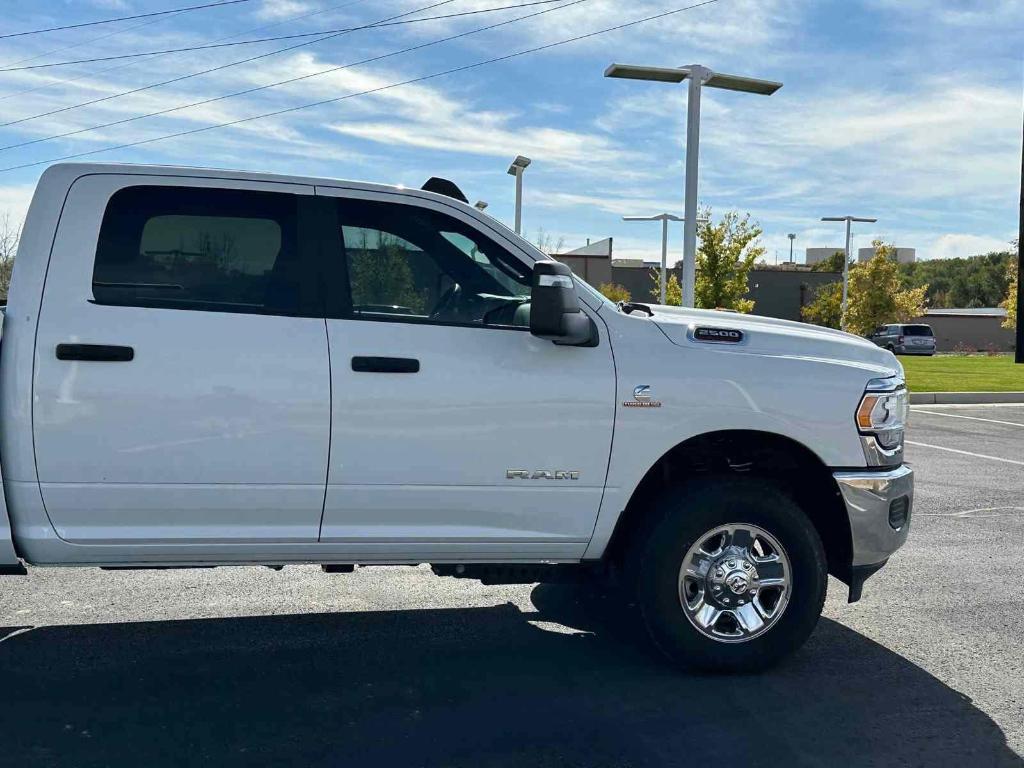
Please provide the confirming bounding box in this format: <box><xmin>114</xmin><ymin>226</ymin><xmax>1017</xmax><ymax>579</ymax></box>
<box><xmin>804</xmin><ymin>247</ymin><xmax>844</xmax><ymax>266</ymax></box>
<box><xmin>603</xmin><ymin>259</ymin><xmax>661</xmax><ymax>302</ymax></box>
<box><xmin>805</xmin><ymin>246</ymin><xmax>917</xmax><ymax>265</ymax></box>
<box><xmin>744</xmin><ymin>267</ymin><xmax>841</xmax><ymax>321</ymax></box>
<box><xmin>551</xmin><ymin>238</ymin><xmax>613</xmax><ymax>286</ymax></box>
<box><xmin>914</xmin><ymin>308</ymin><xmax>1015</xmax><ymax>353</ymax></box>
<box><xmin>553</xmin><ymin>237</ymin><xmax>843</xmax><ymax>319</ymax></box>
<box><xmin>858</xmin><ymin>246</ymin><xmax>915</xmax><ymax>264</ymax></box>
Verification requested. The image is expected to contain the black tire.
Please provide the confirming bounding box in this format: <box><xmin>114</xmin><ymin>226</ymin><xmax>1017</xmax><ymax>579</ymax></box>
<box><xmin>629</xmin><ymin>476</ymin><xmax>827</xmax><ymax>673</ymax></box>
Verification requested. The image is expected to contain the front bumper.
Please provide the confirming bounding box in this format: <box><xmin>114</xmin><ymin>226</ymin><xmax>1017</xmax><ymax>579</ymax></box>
<box><xmin>833</xmin><ymin>465</ymin><xmax>914</xmax><ymax>599</ymax></box>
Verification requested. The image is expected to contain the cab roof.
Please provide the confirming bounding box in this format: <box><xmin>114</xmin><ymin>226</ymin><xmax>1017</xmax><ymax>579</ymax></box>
<box><xmin>42</xmin><ymin>161</ymin><xmax>475</xmax><ymax>210</ymax></box>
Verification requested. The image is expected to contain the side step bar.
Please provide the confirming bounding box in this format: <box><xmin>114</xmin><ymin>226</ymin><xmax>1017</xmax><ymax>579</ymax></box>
<box><xmin>431</xmin><ymin>562</ymin><xmax>604</xmax><ymax>585</ymax></box>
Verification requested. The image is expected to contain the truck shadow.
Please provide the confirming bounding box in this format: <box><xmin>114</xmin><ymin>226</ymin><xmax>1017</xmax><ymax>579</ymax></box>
<box><xmin>0</xmin><ymin>584</ymin><xmax>1019</xmax><ymax>768</ymax></box>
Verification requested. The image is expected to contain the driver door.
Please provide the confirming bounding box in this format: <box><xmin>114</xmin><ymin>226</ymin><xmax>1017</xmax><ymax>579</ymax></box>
<box><xmin>315</xmin><ymin>187</ymin><xmax>616</xmax><ymax>560</ymax></box>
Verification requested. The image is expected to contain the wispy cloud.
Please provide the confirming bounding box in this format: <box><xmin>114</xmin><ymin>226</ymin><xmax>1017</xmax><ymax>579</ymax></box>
<box><xmin>255</xmin><ymin>0</ymin><xmax>318</xmax><ymax>21</ymax></box>
<box><xmin>866</xmin><ymin>0</ymin><xmax>1024</xmax><ymax>28</ymax></box>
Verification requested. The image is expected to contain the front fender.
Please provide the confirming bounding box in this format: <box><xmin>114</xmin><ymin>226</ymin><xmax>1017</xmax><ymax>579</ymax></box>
<box><xmin>583</xmin><ymin>310</ymin><xmax>877</xmax><ymax>559</ymax></box>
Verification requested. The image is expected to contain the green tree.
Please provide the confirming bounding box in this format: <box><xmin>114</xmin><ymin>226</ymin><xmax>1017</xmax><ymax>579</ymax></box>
<box><xmin>844</xmin><ymin>242</ymin><xmax>928</xmax><ymax>335</ymax></box>
<box><xmin>649</xmin><ymin>270</ymin><xmax>682</xmax><ymax>305</ymax></box>
<box><xmin>693</xmin><ymin>210</ymin><xmax>763</xmax><ymax>313</ymax></box>
<box><xmin>801</xmin><ymin>282</ymin><xmax>842</xmax><ymax>329</ymax></box>
<box><xmin>599</xmin><ymin>282</ymin><xmax>631</xmax><ymax>303</ymax></box>
<box><xmin>810</xmin><ymin>250</ymin><xmax>851</xmax><ymax>273</ymax></box>
<box><xmin>898</xmin><ymin>249</ymin><xmax>1013</xmax><ymax>308</ymax></box>
<box><xmin>1001</xmin><ymin>248</ymin><xmax>1017</xmax><ymax>329</ymax></box>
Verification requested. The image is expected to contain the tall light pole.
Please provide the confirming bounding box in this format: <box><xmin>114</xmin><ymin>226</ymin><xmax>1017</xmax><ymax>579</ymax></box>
<box><xmin>605</xmin><ymin>63</ymin><xmax>781</xmax><ymax>308</ymax></box>
<box><xmin>787</xmin><ymin>233</ymin><xmax>796</xmax><ymax>263</ymax></box>
<box><xmin>623</xmin><ymin>213</ymin><xmax>684</xmax><ymax>304</ymax></box>
<box><xmin>1016</xmin><ymin>105</ymin><xmax>1023</xmax><ymax>364</ymax></box>
<box><xmin>821</xmin><ymin>215</ymin><xmax>877</xmax><ymax>330</ymax></box>
<box><xmin>507</xmin><ymin>155</ymin><xmax>531</xmax><ymax>235</ymax></box>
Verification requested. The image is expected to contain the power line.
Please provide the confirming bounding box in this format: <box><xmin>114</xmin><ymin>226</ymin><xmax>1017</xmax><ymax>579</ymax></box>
<box><xmin>0</xmin><ymin>9</ymin><xmax>188</xmax><ymax>69</ymax></box>
<box><xmin>0</xmin><ymin>0</ymin><xmax>721</xmax><ymax>174</ymax></box>
<box><xmin>0</xmin><ymin>2</ymin><xmax>566</xmax><ymax>72</ymax></box>
<box><xmin>0</xmin><ymin>0</ymin><xmax>574</xmax><ymax>152</ymax></box>
<box><xmin>0</xmin><ymin>0</ymin><xmax>258</xmax><ymax>41</ymax></box>
<box><xmin>0</xmin><ymin>0</ymin><xmax>459</xmax><ymax>129</ymax></box>
<box><xmin>0</xmin><ymin>0</ymin><xmax>372</xmax><ymax>103</ymax></box>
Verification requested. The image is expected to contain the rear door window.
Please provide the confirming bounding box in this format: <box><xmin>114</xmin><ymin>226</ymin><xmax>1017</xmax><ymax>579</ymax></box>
<box><xmin>93</xmin><ymin>185</ymin><xmax>316</xmax><ymax>316</ymax></box>
<box><xmin>902</xmin><ymin>325</ymin><xmax>933</xmax><ymax>336</ymax></box>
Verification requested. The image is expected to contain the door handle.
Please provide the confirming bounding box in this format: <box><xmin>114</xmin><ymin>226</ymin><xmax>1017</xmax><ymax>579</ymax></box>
<box><xmin>351</xmin><ymin>356</ymin><xmax>419</xmax><ymax>373</ymax></box>
<box><xmin>56</xmin><ymin>344</ymin><xmax>134</xmax><ymax>362</ymax></box>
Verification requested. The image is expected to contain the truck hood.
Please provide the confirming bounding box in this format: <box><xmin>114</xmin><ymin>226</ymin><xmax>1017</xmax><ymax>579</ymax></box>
<box><xmin>645</xmin><ymin>305</ymin><xmax>900</xmax><ymax>378</ymax></box>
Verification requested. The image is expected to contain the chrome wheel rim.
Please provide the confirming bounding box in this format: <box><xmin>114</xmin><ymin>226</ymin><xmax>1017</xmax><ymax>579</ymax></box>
<box><xmin>678</xmin><ymin>523</ymin><xmax>792</xmax><ymax>643</ymax></box>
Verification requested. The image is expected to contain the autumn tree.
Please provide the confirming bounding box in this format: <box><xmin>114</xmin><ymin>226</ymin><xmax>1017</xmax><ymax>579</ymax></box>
<box><xmin>693</xmin><ymin>210</ymin><xmax>763</xmax><ymax>313</ymax></box>
<box><xmin>843</xmin><ymin>242</ymin><xmax>928</xmax><ymax>335</ymax></box>
<box><xmin>649</xmin><ymin>270</ymin><xmax>682</xmax><ymax>305</ymax></box>
<box><xmin>1001</xmin><ymin>245</ymin><xmax>1018</xmax><ymax>329</ymax></box>
<box><xmin>599</xmin><ymin>282</ymin><xmax>631</xmax><ymax>303</ymax></box>
<box><xmin>801</xmin><ymin>282</ymin><xmax>842</xmax><ymax>329</ymax></box>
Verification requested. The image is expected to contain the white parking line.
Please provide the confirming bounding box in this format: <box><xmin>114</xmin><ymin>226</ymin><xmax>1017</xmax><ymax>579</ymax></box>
<box><xmin>913</xmin><ymin>410</ymin><xmax>1024</xmax><ymax>428</ymax></box>
<box><xmin>911</xmin><ymin>402</ymin><xmax>1024</xmax><ymax>409</ymax></box>
<box><xmin>918</xmin><ymin>506</ymin><xmax>1024</xmax><ymax>518</ymax></box>
<box><xmin>906</xmin><ymin>440</ymin><xmax>1024</xmax><ymax>466</ymax></box>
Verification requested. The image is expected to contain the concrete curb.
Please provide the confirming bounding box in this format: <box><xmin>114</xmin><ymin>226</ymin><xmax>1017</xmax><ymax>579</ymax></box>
<box><xmin>910</xmin><ymin>391</ymin><xmax>1024</xmax><ymax>405</ymax></box>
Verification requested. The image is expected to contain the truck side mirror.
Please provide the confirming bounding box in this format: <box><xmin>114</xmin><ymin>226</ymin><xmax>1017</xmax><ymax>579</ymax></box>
<box><xmin>529</xmin><ymin>261</ymin><xmax>593</xmax><ymax>346</ymax></box>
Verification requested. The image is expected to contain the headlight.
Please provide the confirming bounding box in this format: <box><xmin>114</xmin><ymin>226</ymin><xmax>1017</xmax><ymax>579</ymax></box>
<box><xmin>857</xmin><ymin>377</ymin><xmax>908</xmax><ymax>462</ymax></box>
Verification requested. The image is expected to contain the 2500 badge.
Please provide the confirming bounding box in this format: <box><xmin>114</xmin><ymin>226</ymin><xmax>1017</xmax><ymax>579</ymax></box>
<box><xmin>693</xmin><ymin>327</ymin><xmax>744</xmax><ymax>343</ymax></box>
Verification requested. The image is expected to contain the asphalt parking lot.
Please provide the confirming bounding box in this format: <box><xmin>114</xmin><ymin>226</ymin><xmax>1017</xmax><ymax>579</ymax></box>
<box><xmin>2</xmin><ymin>405</ymin><xmax>1022</xmax><ymax>767</ymax></box>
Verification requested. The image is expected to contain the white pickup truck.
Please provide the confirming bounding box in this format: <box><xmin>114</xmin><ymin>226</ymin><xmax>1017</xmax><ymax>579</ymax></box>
<box><xmin>0</xmin><ymin>163</ymin><xmax>913</xmax><ymax>671</ymax></box>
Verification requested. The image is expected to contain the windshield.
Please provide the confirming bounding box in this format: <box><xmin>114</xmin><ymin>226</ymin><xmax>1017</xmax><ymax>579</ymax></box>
<box><xmin>903</xmin><ymin>325</ymin><xmax>933</xmax><ymax>336</ymax></box>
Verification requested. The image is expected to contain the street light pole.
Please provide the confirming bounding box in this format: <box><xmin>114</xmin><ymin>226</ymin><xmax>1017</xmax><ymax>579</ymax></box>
<box><xmin>1016</xmin><ymin>106</ymin><xmax>1023</xmax><ymax>364</ymax></box>
<box><xmin>680</xmin><ymin>65</ymin><xmax>706</xmax><ymax>308</ymax></box>
<box><xmin>821</xmin><ymin>215</ymin><xmax>877</xmax><ymax>330</ymax></box>
<box><xmin>605</xmin><ymin>63</ymin><xmax>781</xmax><ymax>308</ymax></box>
<box><xmin>661</xmin><ymin>216</ymin><xmax>669</xmax><ymax>304</ymax></box>
<box><xmin>507</xmin><ymin>155</ymin><xmax>531</xmax><ymax>235</ymax></box>
<box><xmin>622</xmin><ymin>213</ymin><xmax>686</xmax><ymax>304</ymax></box>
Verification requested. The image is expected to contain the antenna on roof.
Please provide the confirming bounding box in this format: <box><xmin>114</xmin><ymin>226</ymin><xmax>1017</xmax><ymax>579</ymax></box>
<box><xmin>421</xmin><ymin>177</ymin><xmax>468</xmax><ymax>203</ymax></box>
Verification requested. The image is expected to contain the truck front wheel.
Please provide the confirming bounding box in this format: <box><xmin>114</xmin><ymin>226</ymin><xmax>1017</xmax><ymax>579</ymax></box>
<box><xmin>630</xmin><ymin>477</ymin><xmax>827</xmax><ymax>672</ymax></box>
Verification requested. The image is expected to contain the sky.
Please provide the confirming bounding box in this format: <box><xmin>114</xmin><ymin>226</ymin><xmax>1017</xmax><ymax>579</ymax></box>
<box><xmin>0</xmin><ymin>0</ymin><xmax>1020</xmax><ymax>264</ymax></box>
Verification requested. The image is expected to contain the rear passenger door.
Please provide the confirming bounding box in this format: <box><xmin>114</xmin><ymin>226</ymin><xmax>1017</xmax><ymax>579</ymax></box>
<box><xmin>32</xmin><ymin>175</ymin><xmax>331</xmax><ymax>545</ymax></box>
